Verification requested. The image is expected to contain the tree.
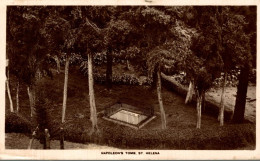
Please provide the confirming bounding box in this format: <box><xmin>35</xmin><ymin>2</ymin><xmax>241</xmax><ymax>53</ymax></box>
<box><xmin>164</xmin><ymin>7</ymin><xmax>197</xmax><ymax>105</ymax></box>
<box><xmin>74</xmin><ymin>6</ymin><xmax>116</xmax><ymax>89</ymax></box>
<box><xmin>125</xmin><ymin>7</ymin><xmax>169</xmax><ymax>129</ymax></box>
<box><xmin>146</xmin><ymin>25</ymin><xmax>195</xmax><ymax>129</ymax></box>
<box><xmin>5</xmin><ymin>59</ymin><xmax>14</xmax><ymax>112</ymax></box>
<box><xmin>76</xmin><ymin>7</ymin><xmax>104</xmax><ymax>133</ymax></box>
<box><xmin>117</xmin><ymin>6</ymin><xmax>198</xmax><ymax>129</ymax></box>
<box><xmin>16</xmin><ymin>79</ymin><xmax>19</xmax><ymax>112</ymax></box>
<box><xmin>102</xmin><ymin>7</ymin><xmax>135</xmax><ymax>89</ymax></box>
<box><xmin>62</xmin><ymin>55</ymin><xmax>70</xmax><ymax>123</ymax></box>
<box><xmin>104</xmin><ymin>19</ymin><xmax>133</xmax><ymax>89</ymax></box>
<box><xmin>214</xmin><ymin>7</ymin><xmax>251</xmax><ymax>126</ymax></box>
<box><xmin>6</xmin><ymin>7</ymin><xmax>26</xmax><ymax>113</ymax></box>
<box><xmin>142</xmin><ymin>6</ymin><xmax>199</xmax><ymax>129</ymax></box>
<box><xmin>43</xmin><ymin>7</ymin><xmax>87</xmax><ymax>148</ymax></box>
<box><xmin>185</xmin><ymin>7</ymin><xmax>224</xmax><ymax>128</ymax></box>
<box><xmin>186</xmin><ymin>6</ymin><xmax>252</xmax><ymax>126</ymax></box>
<box><xmin>232</xmin><ymin>6</ymin><xmax>256</xmax><ymax>123</ymax></box>
<box><xmin>185</xmin><ymin>81</ymin><xmax>194</xmax><ymax>104</ymax></box>
<box><xmin>7</xmin><ymin>6</ymin><xmax>52</xmax><ymax>117</ymax></box>
<box><xmin>185</xmin><ymin>51</ymin><xmax>222</xmax><ymax>128</ymax></box>
<box><xmin>147</xmin><ymin>49</ymin><xmax>172</xmax><ymax>129</ymax></box>
<box><xmin>44</xmin><ymin>7</ymin><xmax>82</xmax><ymax>124</ymax></box>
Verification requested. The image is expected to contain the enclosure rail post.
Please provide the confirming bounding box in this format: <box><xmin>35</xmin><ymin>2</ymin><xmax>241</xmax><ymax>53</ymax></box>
<box><xmin>28</xmin><ymin>131</ymin><xmax>36</xmax><ymax>149</ymax></box>
<box><xmin>60</xmin><ymin>127</ymin><xmax>64</xmax><ymax>149</ymax></box>
<box><xmin>28</xmin><ymin>126</ymin><xmax>38</xmax><ymax>149</ymax></box>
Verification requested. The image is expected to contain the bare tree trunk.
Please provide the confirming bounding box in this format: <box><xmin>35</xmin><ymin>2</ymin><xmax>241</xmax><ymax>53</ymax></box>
<box><xmin>157</xmin><ymin>68</ymin><xmax>167</xmax><ymax>129</ymax></box>
<box><xmin>219</xmin><ymin>71</ymin><xmax>227</xmax><ymax>126</ymax></box>
<box><xmin>88</xmin><ymin>52</ymin><xmax>98</xmax><ymax>132</ymax></box>
<box><xmin>27</xmin><ymin>86</ymin><xmax>36</xmax><ymax>117</ymax></box>
<box><xmin>106</xmin><ymin>48</ymin><xmax>113</xmax><ymax>89</ymax></box>
<box><xmin>6</xmin><ymin>70</ymin><xmax>14</xmax><ymax>112</ymax></box>
<box><xmin>185</xmin><ymin>81</ymin><xmax>194</xmax><ymax>104</ymax></box>
<box><xmin>62</xmin><ymin>56</ymin><xmax>69</xmax><ymax>123</ymax></box>
<box><xmin>16</xmin><ymin>81</ymin><xmax>19</xmax><ymax>113</ymax></box>
<box><xmin>60</xmin><ymin>55</ymin><xmax>69</xmax><ymax>149</ymax></box>
<box><xmin>27</xmin><ymin>87</ymin><xmax>32</xmax><ymax>116</ymax></box>
<box><xmin>201</xmin><ymin>91</ymin><xmax>205</xmax><ymax>111</ymax></box>
<box><xmin>196</xmin><ymin>91</ymin><xmax>202</xmax><ymax>129</ymax></box>
<box><xmin>126</xmin><ymin>60</ymin><xmax>130</xmax><ymax>70</ymax></box>
<box><xmin>53</xmin><ymin>55</ymin><xmax>61</xmax><ymax>73</ymax></box>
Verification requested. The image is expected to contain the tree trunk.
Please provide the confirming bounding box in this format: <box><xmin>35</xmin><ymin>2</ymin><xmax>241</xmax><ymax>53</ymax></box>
<box><xmin>233</xmin><ymin>65</ymin><xmax>249</xmax><ymax>123</ymax></box>
<box><xmin>60</xmin><ymin>56</ymin><xmax>69</xmax><ymax>149</ymax></box>
<box><xmin>157</xmin><ymin>68</ymin><xmax>167</xmax><ymax>129</ymax></box>
<box><xmin>185</xmin><ymin>81</ymin><xmax>194</xmax><ymax>104</ymax></box>
<box><xmin>219</xmin><ymin>71</ymin><xmax>227</xmax><ymax>126</ymax></box>
<box><xmin>106</xmin><ymin>49</ymin><xmax>113</xmax><ymax>89</ymax></box>
<box><xmin>44</xmin><ymin>129</ymin><xmax>50</xmax><ymax>149</ymax></box>
<box><xmin>88</xmin><ymin>52</ymin><xmax>98</xmax><ymax>132</ymax></box>
<box><xmin>196</xmin><ymin>92</ymin><xmax>202</xmax><ymax>129</ymax></box>
<box><xmin>62</xmin><ymin>55</ymin><xmax>69</xmax><ymax>123</ymax></box>
<box><xmin>151</xmin><ymin>71</ymin><xmax>157</xmax><ymax>90</ymax></box>
<box><xmin>27</xmin><ymin>85</ymin><xmax>36</xmax><ymax>117</ymax></box>
<box><xmin>27</xmin><ymin>87</ymin><xmax>32</xmax><ymax>116</ymax></box>
<box><xmin>16</xmin><ymin>81</ymin><xmax>19</xmax><ymax>113</ymax></box>
<box><xmin>53</xmin><ymin>55</ymin><xmax>61</xmax><ymax>74</ymax></box>
<box><xmin>6</xmin><ymin>70</ymin><xmax>14</xmax><ymax>113</ymax></box>
<box><xmin>201</xmin><ymin>91</ymin><xmax>205</xmax><ymax>111</ymax></box>
<box><xmin>126</xmin><ymin>60</ymin><xmax>130</xmax><ymax>70</ymax></box>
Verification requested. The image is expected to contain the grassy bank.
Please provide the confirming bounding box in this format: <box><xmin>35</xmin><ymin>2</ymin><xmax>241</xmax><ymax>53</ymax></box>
<box><xmin>5</xmin><ymin>66</ymin><xmax>256</xmax><ymax>149</ymax></box>
<box><xmin>6</xmin><ymin>112</ymin><xmax>255</xmax><ymax>149</ymax></box>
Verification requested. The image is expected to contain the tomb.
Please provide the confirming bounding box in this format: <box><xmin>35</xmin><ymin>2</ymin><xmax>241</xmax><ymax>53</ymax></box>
<box><xmin>103</xmin><ymin>102</ymin><xmax>156</xmax><ymax>129</ymax></box>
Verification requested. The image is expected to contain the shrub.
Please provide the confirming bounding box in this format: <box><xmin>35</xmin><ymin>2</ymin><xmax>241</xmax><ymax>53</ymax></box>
<box><xmin>249</xmin><ymin>68</ymin><xmax>256</xmax><ymax>84</ymax></box>
<box><xmin>99</xmin><ymin>123</ymin><xmax>255</xmax><ymax>150</ymax></box>
<box><xmin>5</xmin><ymin>111</ymin><xmax>255</xmax><ymax>150</ymax></box>
<box><xmin>5</xmin><ymin>112</ymin><xmax>33</xmax><ymax>133</ymax></box>
<box><xmin>93</xmin><ymin>73</ymin><xmax>150</xmax><ymax>86</ymax></box>
<box><xmin>112</xmin><ymin>74</ymin><xmax>139</xmax><ymax>85</ymax></box>
<box><xmin>93</xmin><ymin>52</ymin><xmax>107</xmax><ymax>65</ymax></box>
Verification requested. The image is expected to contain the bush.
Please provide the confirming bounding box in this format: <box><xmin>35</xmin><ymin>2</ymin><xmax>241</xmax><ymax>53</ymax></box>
<box><xmin>93</xmin><ymin>73</ymin><xmax>150</xmax><ymax>86</ymax></box>
<box><xmin>5</xmin><ymin>111</ymin><xmax>255</xmax><ymax>149</ymax></box>
<box><xmin>5</xmin><ymin>112</ymin><xmax>33</xmax><ymax>133</ymax></box>
<box><xmin>93</xmin><ymin>52</ymin><xmax>107</xmax><ymax>65</ymax></box>
<box><xmin>249</xmin><ymin>69</ymin><xmax>256</xmax><ymax>84</ymax></box>
<box><xmin>112</xmin><ymin>74</ymin><xmax>139</xmax><ymax>85</ymax></box>
<box><xmin>99</xmin><ymin>123</ymin><xmax>255</xmax><ymax>149</ymax></box>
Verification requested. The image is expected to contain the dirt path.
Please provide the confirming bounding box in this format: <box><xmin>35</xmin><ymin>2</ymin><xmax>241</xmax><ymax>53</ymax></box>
<box><xmin>207</xmin><ymin>85</ymin><xmax>256</xmax><ymax>123</ymax></box>
<box><xmin>162</xmin><ymin>74</ymin><xmax>256</xmax><ymax>123</ymax></box>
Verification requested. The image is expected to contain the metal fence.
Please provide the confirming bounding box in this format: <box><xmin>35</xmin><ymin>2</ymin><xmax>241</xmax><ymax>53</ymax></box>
<box><xmin>104</xmin><ymin>102</ymin><xmax>154</xmax><ymax>118</ymax></box>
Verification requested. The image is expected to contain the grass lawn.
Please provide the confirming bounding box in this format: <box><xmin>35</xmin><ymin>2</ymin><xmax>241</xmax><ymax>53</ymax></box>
<box><xmin>5</xmin><ymin>133</ymin><xmax>118</xmax><ymax>149</ymax></box>
<box><xmin>5</xmin><ymin>66</ymin><xmax>256</xmax><ymax>149</ymax></box>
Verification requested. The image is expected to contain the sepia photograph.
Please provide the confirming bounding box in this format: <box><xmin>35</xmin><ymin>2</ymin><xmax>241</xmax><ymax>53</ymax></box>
<box><xmin>2</xmin><ymin>2</ymin><xmax>258</xmax><ymax>159</ymax></box>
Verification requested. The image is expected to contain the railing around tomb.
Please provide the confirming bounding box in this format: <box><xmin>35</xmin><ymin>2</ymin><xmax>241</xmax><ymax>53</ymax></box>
<box><xmin>104</xmin><ymin>102</ymin><xmax>154</xmax><ymax>118</ymax></box>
